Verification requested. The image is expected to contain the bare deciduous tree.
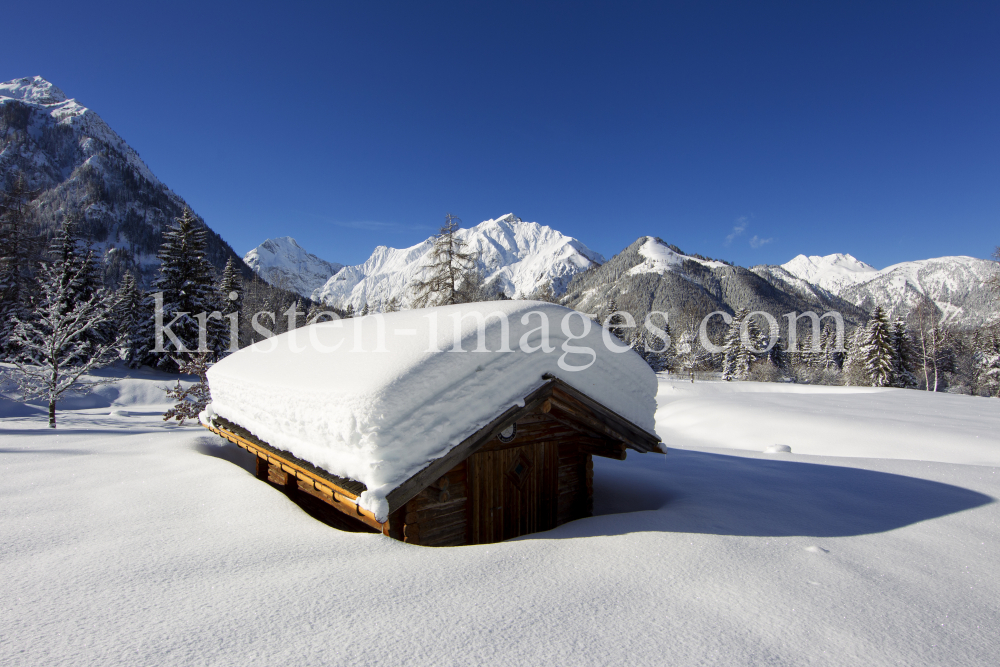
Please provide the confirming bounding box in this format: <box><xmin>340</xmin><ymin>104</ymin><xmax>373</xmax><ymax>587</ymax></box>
<box><xmin>10</xmin><ymin>261</ymin><xmax>123</xmax><ymax>428</ymax></box>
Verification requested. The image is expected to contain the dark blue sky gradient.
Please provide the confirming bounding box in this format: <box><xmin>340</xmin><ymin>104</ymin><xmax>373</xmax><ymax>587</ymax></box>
<box><xmin>5</xmin><ymin>1</ymin><xmax>999</xmax><ymax>268</ymax></box>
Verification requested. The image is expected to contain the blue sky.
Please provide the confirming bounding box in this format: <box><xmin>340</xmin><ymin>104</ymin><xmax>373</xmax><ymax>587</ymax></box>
<box><xmin>5</xmin><ymin>1</ymin><xmax>999</xmax><ymax>268</ymax></box>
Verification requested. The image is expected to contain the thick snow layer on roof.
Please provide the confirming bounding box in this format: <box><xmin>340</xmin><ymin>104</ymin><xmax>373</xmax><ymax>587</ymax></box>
<box><xmin>206</xmin><ymin>301</ymin><xmax>657</xmax><ymax>520</ymax></box>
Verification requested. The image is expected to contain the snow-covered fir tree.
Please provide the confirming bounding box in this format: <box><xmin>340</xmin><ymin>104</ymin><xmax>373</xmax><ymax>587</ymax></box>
<box><xmin>860</xmin><ymin>306</ymin><xmax>896</xmax><ymax>387</ymax></box>
<box><xmin>0</xmin><ymin>174</ymin><xmax>42</xmax><ymax>358</ymax></box>
<box><xmin>632</xmin><ymin>315</ymin><xmax>672</xmax><ymax>372</ymax></box>
<box><xmin>410</xmin><ymin>214</ymin><xmax>479</xmax><ymax>308</ymax></box>
<box><xmin>819</xmin><ymin>322</ymin><xmax>845</xmax><ymax>371</ymax></box>
<box><xmin>604</xmin><ymin>296</ymin><xmax>631</xmax><ymax>344</ymax></box>
<box><xmin>977</xmin><ymin>328</ymin><xmax>1000</xmax><ymax>397</ymax></box>
<box><xmin>9</xmin><ymin>255</ymin><xmax>124</xmax><ymax>428</ymax></box>
<box><xmin>764</xmin><ymin>335</ymin><xmax>790</xmax><ymax>376</ymax></box>
<box><xmin>137</xmin><ymin>209</ymin><xmax>224</xmax><ymax>371</ymax></box>
<box><xmin>722</xmin><ymin>309</ymin><xmax>766</xmax><ymax>381</ymax></box>
<box><xmin>163</xmin><ymin>354</ymin><xmax>212</xmax><ymax>425</ymax></box>
<box><xmin>48</xmin><ymin>219</ymin><xmax>110</xmax><ymax>348</ymax></box>
<box><xmin>218</xmin><ymin>257</ymin><xmax>243</xmax><ymax>315</ymax></box>
<box><xmin>891</xmin><ymin>318</ymin><xmax>917</xmax><ymax>388</ymax></box>
<box><xmin>842</xmin><ymin>325</ymin><xmax>867</xmax><ymax>385</ymax></box>
<box><xmin>217</xmin><ymin>257</ymin><xmax>243</xmax><ymax>351</ymax></box>
<box><xmin>112</xmin><ymin>271</ymin><xmax>144</xmax><ymax>367</ymax></box>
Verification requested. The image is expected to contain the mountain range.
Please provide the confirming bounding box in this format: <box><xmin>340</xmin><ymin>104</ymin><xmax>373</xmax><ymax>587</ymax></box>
<box><xmin>0</xmin><ymin>76</ymin><xmax>246</xmax><ymax>284</ymax></box>
<box><xmin>2</xmin><ymin>76</ymin><xmax>994</xmax><ymax>330</ymax></box>
<box><xmin>247</xmin><ymin>230</ymin><xmax>996</xmax><ymax>329</ymax></box>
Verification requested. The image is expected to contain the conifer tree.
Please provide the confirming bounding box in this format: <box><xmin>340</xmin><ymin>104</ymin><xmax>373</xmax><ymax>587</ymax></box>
<box><xmin>766</xmin><ymin>335</ymin><xmax>790</xmax><ymax>376</ymax></box>
<box><xmin>361</xmin><ymin>302</ymin><xmax>370</xmax><ymax>316</ymax></box>
<box><xmin>0</xmin><ymin>174</ymin><xmax>41</xmax><ymax>358</ymax></box>
<box><xmin>410</xmin><ymin>214</ymin><xmax>479</xmax><ymax>308</ymax></box>
<box><xmin>218</xmin><ymin>257</ymin><xmax>243</xmax><ymax>316</ymax></box>
<box><xmin>633</xmin><ymin>317</ymin><xmax>672</xmax><ymax>372</ymax></box>
<box><xmin>604</xmin><ymin>296</ymin><xmax>630</xmax><ymax>344</ymax></box>
<box><xmin>48</xmin><ymin>219</ymin><xmax>109</xmax><ymax>347</ymax></box>
<box><xmin>113</xmin><ymin>271</ymin><xmax>144</xmax><ymax>366</ymax></box>
<box><xmin>217</xmin><ymin>257</ymin><xmax>243</xmax><ymax>351</ymax></box>
<box><xmin>137</xmin><ymin>208</ymin><xmax>223</xmax><ymax>371</ymax></box>
<box><xmin>891</xmin><ymin>318</ymin><xmax>917</xmax><ymax>388</ymax></box>
<box><xmin>860</xmin><ymin>306</ymin><xmax>896</xmax><ymax>387</ymax></box>
<box><xmin>820</xmin><ymin>322</ymin><xmax>845</xmax><ymax>371</ymax></box>
<box><xmin>722</xmin><ymin>309</ymin><xmax>754</xmax><ymax>380</ymax></box>
<box><xmin>842</xmin><ymin>325</ymin><xmax>867</xmax><ymax>385</ymax></box>
<box><xmin>978</xmin><ymin>328</ymin><xmax>1000</xmax><ymax>397</ymax></box>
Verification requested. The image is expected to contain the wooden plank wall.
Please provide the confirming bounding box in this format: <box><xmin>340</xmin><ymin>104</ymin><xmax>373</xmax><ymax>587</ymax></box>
<box><xmin>467</xmin><ymin>441</ymin><xmax>560</xmax><ymax>545</ymax></box>
<box><xmin>401</xmin><ymin>460</ymin><xmax>469</xmax><ymax>547</ymax></box>
<box><xmin>556</xmin><ymin>444</ymin><xmax>593</xmax><ymax>525</ymax></box>
<box><xmin>240</xmin><ymin>405</ymin><xmax>615</xmax><ymax>546</ymax></box>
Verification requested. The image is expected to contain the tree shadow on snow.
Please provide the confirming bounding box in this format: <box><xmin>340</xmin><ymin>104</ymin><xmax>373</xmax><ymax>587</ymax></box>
<box><xmin>551</xmin><ymin>449</ymin><xmax>993</xmax><ymax>539</ymax></box>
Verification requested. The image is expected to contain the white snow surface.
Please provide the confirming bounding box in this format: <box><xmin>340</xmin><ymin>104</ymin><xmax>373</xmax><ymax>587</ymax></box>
<box><xmin>311</xmin><ymin>214</ymin><xmax>604</xmax><ymax>309</ymax></box>
<box><xmin>3</xmin><ymin>370</ymin><xmax>999</xmax><ymax>666</ymax></box>
<box><xmin>628</xmin><ymin>236</ymin><xmax>726</xmax><ymax>276</ymax></box>
<box><xmin>206</xmin><ymin>301</ymin><xmax>657</xmax><ymax>519</ymax></box>
<box><xmin>243</xmin><ymin>236</ymin><xmax>344</xmax><ymax>299</ymax></box>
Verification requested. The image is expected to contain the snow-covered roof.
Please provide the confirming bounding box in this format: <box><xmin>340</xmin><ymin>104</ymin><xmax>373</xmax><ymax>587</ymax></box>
<box><xmin>206</xmin><ymin>301</ymin><xmax>657</xmax><ymax>520</ymax></box>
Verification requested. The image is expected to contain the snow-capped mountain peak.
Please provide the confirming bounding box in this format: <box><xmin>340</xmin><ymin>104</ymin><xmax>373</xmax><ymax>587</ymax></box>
<box><xmin>244</xmin><ymin>237</ymin><xmax>343</xmax><ymax>299</ymax></box>
<box><xmin>775</xmin><ymin>252</ymin><xmax>997</xmax><ymax>326</ymax></box>
<box><xmin>0</xmin><ymin>76</ymin><xmax>68</xmax><ymax>104</ymax></box>
<box><xmin>1</xmin><ymin>76</ymin><xmax>245</xmax><ymax>284</ymax></box>
<box><xmin>1</xmin><ymin>76</ymin><xmax>161</xmax><ymax>186</ymax></box>
<box><xmin>627</xmin><ymin>236</ymin><xmax>726</xmax><ymax>276</ymax></box>
<box><xmin>780</xmin><ymin>253</ymin><xmax>878</xmax><ymax>294</ymax></box>
<box><xmin>309</xmin><ymin>215</ymin><xmax>604</xmax><ymax>310</ymax></box>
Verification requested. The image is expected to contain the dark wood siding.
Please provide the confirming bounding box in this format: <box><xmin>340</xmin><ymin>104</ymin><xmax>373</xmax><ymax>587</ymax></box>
<box><xmin>468</xmin><ymin>440</ymin><xmax>560</xmax><ymax>544</ymax></box>
<box><xmin>402</xmin><ymin>460</ymin><xmax>470</xmax><ymax>547</ymax></box>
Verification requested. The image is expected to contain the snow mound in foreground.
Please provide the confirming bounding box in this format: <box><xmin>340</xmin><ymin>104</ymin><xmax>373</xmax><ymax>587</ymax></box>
<box><xmin>207</xmin><ymin>301</ymin><xmax>657</xmax><ymax>519</ymax></box>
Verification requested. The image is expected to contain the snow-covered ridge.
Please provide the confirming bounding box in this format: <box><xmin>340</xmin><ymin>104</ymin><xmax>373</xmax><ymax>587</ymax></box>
<box><xmin>311</xmin><ymin>213</ymin><xmax>604</xmax><ymax>309</ymax></box>
<box><xmin>781</xmin><ymin>253</ymin><xmax>878</xmax><ymax>294</ymax></box>
<box><xmin>1</xmin><ymin>76</ymin><xmax>162</xmax><ymax>187</ymax></box>
<box><xmin>627</xmin><ymin>236</ymin><xmax>726</xmax><ymax>276</ymax></box>
<box><xmin>1</xmin><ymin>76</ymin><xmax>244</xmax><ymax>283</ymax></box>
<box><xmin>779</xmin><ymin>252</ymin><xmax>997</xmax><ymax>325</ymax></box>
<box><xmin>244</xmin><ymin>237</ymin><xmax>343</xmax><ymax>299</ymax></box>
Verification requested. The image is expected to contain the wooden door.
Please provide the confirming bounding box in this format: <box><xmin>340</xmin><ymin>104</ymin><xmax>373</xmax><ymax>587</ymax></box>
<box><xmin>468</xmin><ymin>441</ymin><xmax>558</xmax><ymax>544</ymax></box>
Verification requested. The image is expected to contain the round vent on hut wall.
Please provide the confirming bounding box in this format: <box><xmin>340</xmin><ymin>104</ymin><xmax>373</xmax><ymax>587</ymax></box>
<box><xmin>497</xmin><ymin>423</ymin><xmax>517</xmax><ymax>443</ymax></box>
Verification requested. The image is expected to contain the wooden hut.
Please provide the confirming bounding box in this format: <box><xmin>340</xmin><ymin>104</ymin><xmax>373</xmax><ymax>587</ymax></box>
<box><xmin>201</xmin><ymin>302</ymin><xmax>663</xmax><ymax>546</ymax></box>
<box><xmin>204</xmin><ymin>374</ymin><xmax>661</xmax><ymax>546</ymax></box>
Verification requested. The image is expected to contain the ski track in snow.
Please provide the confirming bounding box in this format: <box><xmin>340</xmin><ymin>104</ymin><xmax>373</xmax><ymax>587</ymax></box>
<box><xmin>1</xmin><ymin>371</ymin><xmax>999</xmax><ymax>666</ymax></box>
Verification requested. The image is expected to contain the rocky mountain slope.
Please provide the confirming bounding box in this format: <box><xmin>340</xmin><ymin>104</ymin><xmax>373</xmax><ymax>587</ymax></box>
<box><xmin>561</xmin><ymin>237</ymin><xmax>869</xmax><ymax>339</ymax></box>
<box><xmin>312</xmin><ymin>214</ymin><xmax>604</xmax><ymax>310</ymax></box>
<box><xmin>756</xmin><ymin>253</ymin><xmax>997</xmax><ymax>327</ymax></box>
<box><xmin>244</xmin><ymin>237</ymin><xmax>343</xmax><ymax>299</ymax></box>
<box><xmin>0</xmin><ymin>76</ymin><xmax>247</xmax><ymax>285</ymax></box>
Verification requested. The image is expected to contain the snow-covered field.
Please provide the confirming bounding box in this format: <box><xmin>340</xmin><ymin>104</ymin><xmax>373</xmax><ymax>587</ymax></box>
<box><xmin>2</xmin><ymin>371</ymin><xmax>998</xmax><ymax>666</ymax></box>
